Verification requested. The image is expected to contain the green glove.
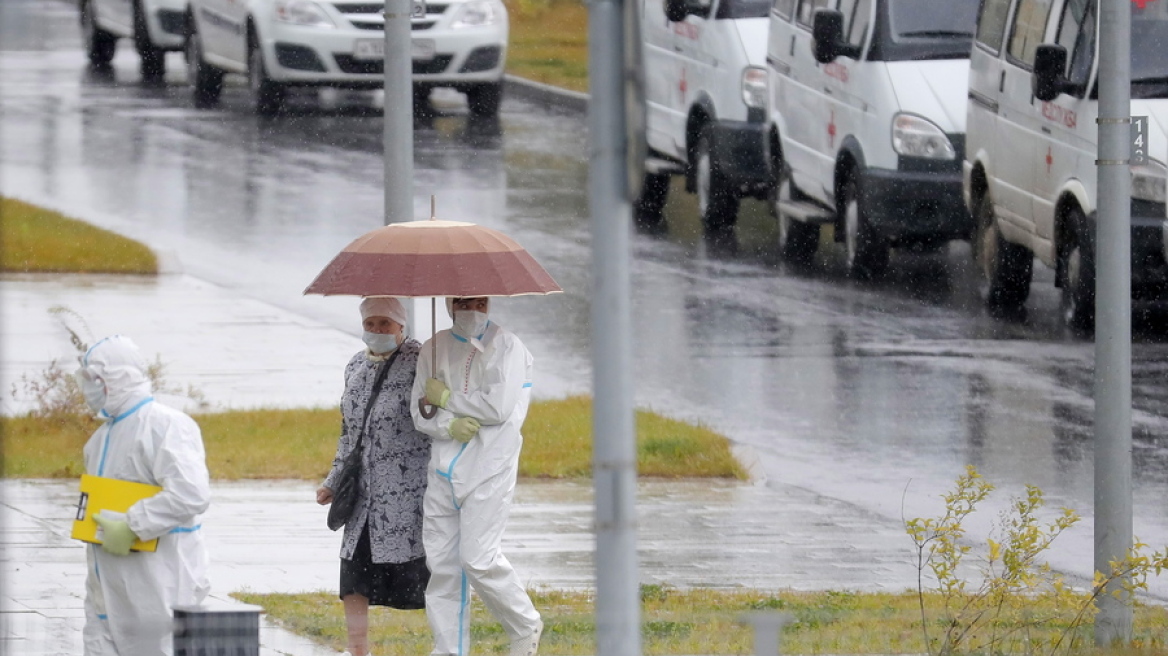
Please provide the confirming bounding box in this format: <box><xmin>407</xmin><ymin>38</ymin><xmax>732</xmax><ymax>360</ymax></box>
<box><xmin>449</xmin><ymin>417</ymin><xmax>481</xmax><ymax>442</ymax></box>
<box><xmin>425</xmin><ymin>378</ymin><xmax>451</xmax><ymax>409</ymax></box>
<box><xmin>94</xmin><ymin>512</ymin><xmax>138</xmax><ymax>556</ymax></box>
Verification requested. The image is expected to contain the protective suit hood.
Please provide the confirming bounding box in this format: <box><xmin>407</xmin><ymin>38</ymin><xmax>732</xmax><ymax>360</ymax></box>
<box><xmin>82</xmin><ymin>335</ymin><xmax>153</xmax><ymax>418</ymax></box>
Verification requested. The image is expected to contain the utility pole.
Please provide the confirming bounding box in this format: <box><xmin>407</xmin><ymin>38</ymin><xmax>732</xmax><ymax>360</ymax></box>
<box><xmin>1094</xmin><ymin>0</ymin><xmax>1133</xmax><ymax>645</ymax></box>
<box><xmin>588</xmin><ymin>0</ymin><xmax>642</xmax><ymax>652</ymax></box>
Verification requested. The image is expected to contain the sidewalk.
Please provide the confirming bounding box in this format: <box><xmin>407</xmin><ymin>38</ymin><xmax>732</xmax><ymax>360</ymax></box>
<box><xmin>1</xmin><ymin>272</ymin><xmax>920</xmax><ymax>655</ymax></box>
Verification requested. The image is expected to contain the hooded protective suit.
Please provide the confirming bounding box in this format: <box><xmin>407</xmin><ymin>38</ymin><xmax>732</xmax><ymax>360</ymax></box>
<box><xmin>410</xmin><ymin>318</ymin><xmax>541</xmax><ymax>656</ymax></box>
<box><xmin>78</xmin><ymin>336</ymin><xmax>211</xmax><ymax>656</ymax></box>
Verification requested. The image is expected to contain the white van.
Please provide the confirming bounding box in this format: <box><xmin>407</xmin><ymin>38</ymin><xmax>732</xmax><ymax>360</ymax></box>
<box><xmin>764</xmin><ymin>0</ymin><xmax>979</xmax><ymax>276</ymax></box>
<box><xmin>964</xmin><ymin>0</ymin><xmax>1168</xmax><ymax>328</ymax></box>
<box><xmin>636</xmin><ymin>0</ymin><xmax>772</xmax><ymax>238</ymax></box>
<box><xmin>81</xmin><ymin>0</ymin><xmax>186</xmax><ymax>80</ymax></box>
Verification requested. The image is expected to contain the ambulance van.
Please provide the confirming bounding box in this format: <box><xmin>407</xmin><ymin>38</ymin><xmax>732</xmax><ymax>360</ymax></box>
<box><xmin>636</xmin><ymin>0</ymin><xmax>772</xmax><ymax>238</ymax></box>
<box><xmin>764</xmin><ymin>0</ymin><xmax>979</xmax><ymax>276</ymax></box>
<box><xmin>963</xmin><ymin>0</ymin><xmax>1168</xmax><ymax>328</ymax></box>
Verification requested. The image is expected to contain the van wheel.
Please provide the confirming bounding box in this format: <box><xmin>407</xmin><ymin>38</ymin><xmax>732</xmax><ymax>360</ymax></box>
<box><xmin>249</xmin><ymin>37</ymin><xmax>286</xmax><ymax>117</ymax></box>
<box><xmin>842</xmin><ymin>176</ymin><xmax>888</xmax><ymax>278</ymax></box>
<box><xmin>81</xmin><ymin>0</ymin><xmax>117</xmax><ymax>67</ymax></box>
<box><xmin>770</xmin><ymin>160</ymin><xmax>818</xmax><ymax>262</ymax></box>
<box><xmin>133</xmin><ymin>0</ymin><xmax>166</xmax><ymax>82</ymax></box>
<box><xmin>974</xmin><ymin>191</ymin><xmax>1032</xmax><ymax>308</ymax></box>
<box><xmin>1060</xmin><ymin>209</ymin><xmax>1095</xmax><ymax>331</ymax></box>
<box><xmin>186</xmin><ymin>21</ymin><xmax>223</xmax><ymax>108</ymax></box>
<box><xmin>695</xmin><ymin>126</ymin><xmax>739</xmax><ymax>239</ymax></box>
<box><xmin>634</xmin><ymin>172</ymin><xmax>670</xmax><ymax>231</ymax></box>
<box><xmin>466</xmin><ymin>83</ymin><xmax>501</xmax><ymax>117</ymax></box>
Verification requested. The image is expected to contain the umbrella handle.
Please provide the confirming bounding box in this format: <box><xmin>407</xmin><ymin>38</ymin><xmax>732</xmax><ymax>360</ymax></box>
<box><xmin>418</xmin><ymin>399</ymin><xmax>438</xmax><ymax>419</ymax></box>
<box><xmin>418</xmin><ymin>298</ymin><xmax>439</xmax><ymax>420</ymax></box>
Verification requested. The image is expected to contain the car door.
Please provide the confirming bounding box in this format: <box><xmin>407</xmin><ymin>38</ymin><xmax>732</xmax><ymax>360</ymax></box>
<box><xmin>820</xmin><ymin>0</ymin><xmax>871</xmax><ymax>169</ymax></box>
<box><xmin>780</xmin><ymin>0</ymin><xmax>833</xmax><ymax>198</ymax></box>
<box><xmin>994</xmin><ymin>0</ymin><xmax>1055</xmax><ymax>235</ymax></box>
<box><xmin>967</xmin><ymin>0</ymin><xmax>1014</xmax><ymax>190</ymax></box>
<box><xmin>644</xmin><ymin>0</ymin><xmax>682</xmax><ymax>159</ymax></box>
<box><xmin>1032</xmin><ymin>0</ymin><xmax>1096</xmax><ymax>252</ymax></box>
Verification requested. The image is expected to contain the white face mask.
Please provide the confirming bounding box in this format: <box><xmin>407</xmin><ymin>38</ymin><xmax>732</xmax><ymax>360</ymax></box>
<box><xmin>76</xmin><ymin>370</ymin><xmax>107</xmax><ymax>413</ymax></box>
<box><xmin>453</xmin><ymin>311</ymin><xmax>489</xmax><ymax>339</ymax></box>
<box><xmin>362</xmin><ymin>330</ymin><xmax>399</xmax><ymax>354</ymax></box>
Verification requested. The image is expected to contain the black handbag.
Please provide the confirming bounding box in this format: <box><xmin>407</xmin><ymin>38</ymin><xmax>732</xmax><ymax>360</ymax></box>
<box><xmin>327</xmin><ymin>351</ymin><xmax>398</xmax><ymax>531</ymax></box>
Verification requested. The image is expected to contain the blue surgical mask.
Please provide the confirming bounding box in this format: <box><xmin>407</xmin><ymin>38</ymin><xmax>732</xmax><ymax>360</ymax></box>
<box><xmin>363</xmin><ymin>331</ymin><xmax>399</xmax><ymax>354</ymax></box>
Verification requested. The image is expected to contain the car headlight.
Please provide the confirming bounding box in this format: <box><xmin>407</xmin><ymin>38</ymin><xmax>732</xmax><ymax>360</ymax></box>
<box><xmin>741</xmin><ymin>67</ymin><xmax>766</xmax><ymax>110</ymax></box>
<box><xmin>274</xmin><ymin>0</ymin><xmax>336</xmax><ymax>28</ymax></box>
<box><xmin>452</xmin><ymin>0</ymin><xmax>500</xmax><ymax>28</ymax></box>
<box><xmin>891</xmin><ymin>113</ymin><xmax>956</xmax><ymax>160</ymax></box>
<box><xmin>1131</xmin><ymin>159</ymin><xmax>1167</xmax><ymax>205</ymax></box>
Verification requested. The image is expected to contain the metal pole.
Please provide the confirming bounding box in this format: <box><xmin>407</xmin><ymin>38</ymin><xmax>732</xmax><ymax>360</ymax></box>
<box><xmin>383</xmin><ymin>0</ymin><xmax>413</xmax><ymax>226</ymax></box>
<box><xmin>588</xmin><ymin>0</ymin><xmax>641</xmax><ymax>651</ymax></box>
<box><xmin>1094</xmin><ymin>0</ymin><xmax>1133</xmax><ymax>645</ymax></box>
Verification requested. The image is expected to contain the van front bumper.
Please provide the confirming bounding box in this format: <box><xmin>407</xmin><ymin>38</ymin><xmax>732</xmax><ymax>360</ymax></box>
<box><xmin>710</xmin><ymin>120</ymin><xmax>769</xmax><ymax>195</ymax></box>
<box><xmin>858</xmin><ymin>167</ymin><xmax>973</xmax><ymax>244</ymax></box>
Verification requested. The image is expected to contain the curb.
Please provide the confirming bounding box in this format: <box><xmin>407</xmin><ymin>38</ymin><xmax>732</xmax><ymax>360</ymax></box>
<box><xmin>504</xmin><ymin>74</ymin><xmax>589</xmax><ymax>115</ymax></box>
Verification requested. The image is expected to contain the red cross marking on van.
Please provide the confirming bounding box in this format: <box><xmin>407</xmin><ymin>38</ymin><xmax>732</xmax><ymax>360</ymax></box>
<box><xmin>1046</xmin><ymin>146</ymin><xmax>1053</xmax><ymax>174</ymax></box>
<box><xmin>827</xmin><ymin>110</ymin><xmax>837</xmax><ymax>147</ymax></box>
<box><xmin>679</xmin><ymin>68</ymin><xmax>687</xmax><ymax>101</ymax></box>
<box><xmin>1132</xmin><ymin>0</ymin><xmax>1150</xmax><ymax>9</ymax></box>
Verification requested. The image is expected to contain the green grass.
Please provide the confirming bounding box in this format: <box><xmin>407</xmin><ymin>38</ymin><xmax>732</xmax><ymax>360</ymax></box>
<box><xmin>506</xmin><ymin>0</ymin><xmax>589</xmax><ymax>92</ymax></box>
<box><xmin>0</xmin><ymin>396</ymin><xmax>746</xmax><ymax>480</ymax></box>
<box><xmin>232</xmin><ymin>587</ymin><xmax>1168</xmax><ymax>655</ymax></box>
<box><xmin>0</xmin><ymin>196</ymin><xmax>157</xmax><ymax>274</ymax></box>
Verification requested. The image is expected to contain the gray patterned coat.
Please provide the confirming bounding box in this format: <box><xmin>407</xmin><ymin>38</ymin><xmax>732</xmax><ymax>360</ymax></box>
<box><xmin>323</xmin><ymin>339</ymin><xmax>431</xmax><ymax>563</ymax></box>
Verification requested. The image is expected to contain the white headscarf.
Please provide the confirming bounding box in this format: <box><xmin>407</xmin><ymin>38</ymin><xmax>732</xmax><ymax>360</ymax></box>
<box><xmin>360</xmin><ymin>297</ymin><xmax>408</xmax><ymax>327</ymax></box>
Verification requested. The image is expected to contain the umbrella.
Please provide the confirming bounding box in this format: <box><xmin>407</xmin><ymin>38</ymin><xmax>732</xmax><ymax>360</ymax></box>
<box><xmin>304</xmin><ymin>208</ymin><xmax>562</xmax><ymax>417</ymax></box>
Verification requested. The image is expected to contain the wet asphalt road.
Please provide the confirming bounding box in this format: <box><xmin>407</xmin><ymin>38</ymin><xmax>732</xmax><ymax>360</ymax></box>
<box><xmin>2</xmin><ymin>0</ymin><xmax>1166</xmax><ymax>597</ymax></box>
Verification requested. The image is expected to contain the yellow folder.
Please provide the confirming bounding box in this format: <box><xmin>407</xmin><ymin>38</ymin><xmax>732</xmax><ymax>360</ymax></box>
<box><xmin>72</xmin><ymin>474</ymin><xmax>162</xmax><ymax>553</ymax></box>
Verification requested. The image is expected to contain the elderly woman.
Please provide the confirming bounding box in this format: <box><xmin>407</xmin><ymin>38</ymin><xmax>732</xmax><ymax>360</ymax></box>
<box><xmin>317</xmin><ymin>297</ymin><xmax>431</xmax><ymax>656</ymax></box>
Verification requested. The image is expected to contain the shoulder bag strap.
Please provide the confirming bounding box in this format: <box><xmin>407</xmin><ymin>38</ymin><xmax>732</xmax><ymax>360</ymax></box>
<box><xmin>353</xmin><ymin>348</ymin><xmax>402</xmax><ymax>454</ymax></box>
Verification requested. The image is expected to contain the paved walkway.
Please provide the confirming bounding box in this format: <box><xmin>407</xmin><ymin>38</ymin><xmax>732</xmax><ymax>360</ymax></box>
<box><xmin>1</xmin><ymin>272</ymin><xmax>920</xmax><ymax>655</ymax></box>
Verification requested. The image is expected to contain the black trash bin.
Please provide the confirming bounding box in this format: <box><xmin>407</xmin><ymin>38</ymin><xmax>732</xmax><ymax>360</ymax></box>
<box><xmin>173</xmin><ymin>603</ymin><xmax>262</xmax><ymax>656</ymax></box>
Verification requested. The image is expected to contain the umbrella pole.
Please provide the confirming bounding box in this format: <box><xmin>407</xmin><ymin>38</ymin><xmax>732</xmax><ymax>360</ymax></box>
<box><xmin>418</xmin><ymin>297</ymin><xmax>439</xmax><ymax>419</ymax></box>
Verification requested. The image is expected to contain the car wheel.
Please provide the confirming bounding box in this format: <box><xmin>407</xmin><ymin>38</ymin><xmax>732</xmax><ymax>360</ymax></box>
<box><xmin>1060</xmin><ymin>208</ymin><xmax>1095</xmax><ymax>331</ymax></box>
<box><xmin>634</xmin><ymin>172</ymin><xmax>670</xmax><ymax>231</ymax></box>
<box><xmin>770</xmin><ymin>157</ymin><xmax>818</xmax><ymax>262</ymax></box>
<box><xmin>842</xmin><ymin>175</ymin><xmax>888</xmax><ymax>278</ymax></box>
<box><xmin>466</xmin><ymin>83</ymin><xmax>501</xmax><ymax>117</ymax></box>
<box><xmin>80</xmin><ymin>0</ymin><xmax>117</xmax><ymax>67</ymax></box>
<box><xmin>695</xmin><ymin>126</ymin><xmax>739</xmax><ymax>241</ymax></box>
<box><xmin>974</xmin><ymin>191</ymin><xmax>1032</xmax><ymax>308</ymax></box>
<box><xmin>133</xmin><ymin>0</ymin><xmax>166</xmax><ymax>82</ymax></box>
<box><xmin>249</xmin><ymin>38</ymin><xmax>285</xmax><ymax>117</ymax></box>
<box><xmin>185</xmin><ymin>22</ymin><xmax>223</xmax><ymax>108</ymax></box>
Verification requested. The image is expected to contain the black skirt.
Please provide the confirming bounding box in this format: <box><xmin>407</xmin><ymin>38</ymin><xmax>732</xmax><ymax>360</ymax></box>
<box><xmin>339</xmin><ymin>528</ymin><xmax>429</xmax><ymax>610</ymax></box>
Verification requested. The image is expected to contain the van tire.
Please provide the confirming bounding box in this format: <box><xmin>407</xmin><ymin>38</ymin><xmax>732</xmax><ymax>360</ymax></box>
<box><xmin>466</xmin><ymin>83</ymin><xmax>502</xmax><ymax>117</ymax></box>
<box><xmin>634</xmin><ymin>172</ymin><xmax>670</xmax><ymax>231</ymax></box>
<box><xmin>771</xmin><ymin>162</ymin><xmax>818</xmax><ymax>262</ymax></box>
<box><xmin>134</xmin><ymin>0</ymin><xmax>166</xmax><ymax>82</ymax></box>
<box><xmin>81</xmin><ymin>0</ymin><xmax>117</xmax><ymax>67</ymax></box>
<box><xmin>186</xmin><ymin>22</ymin><xmax>223</xmax><ymax>108</ymax></box>
<box><xmin>695</xmin><ymin>127</ymin><xmax>739</xmax><ymax>238</ymax></box>
<box><xmin>1060</xmin><ymin>209</ymin><xmax>1095</xmax><ymax>331</ymax></box>
<box><xmin>974</xmin><ymin>192</ymin><xmax>1032</xmax><ymax>308</ymax></box>
<box><xmin>842</xmin><ymin>176</ymin><xmax>888</xmax><ymax>278</ymax></box>
<box><xmin>249</xmin><ymin>37</ymin><xmax>286</xmax><ymax>117</ymax></box>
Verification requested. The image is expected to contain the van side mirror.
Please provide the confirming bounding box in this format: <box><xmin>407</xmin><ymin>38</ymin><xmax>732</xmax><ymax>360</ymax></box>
<box><xmin>664</xmin><ymin>0</ymin><xmax>710</xmax><ymax>22</ymax></box>
<box><xmin>1032</xmin><ymin>44</ymin><xmax>1070</xmax><ymax>101</ymax></box>
<box><xmin>812</xmin><ymin>9</ymin><xmax>861</xmax><ymax>64</ymax></box>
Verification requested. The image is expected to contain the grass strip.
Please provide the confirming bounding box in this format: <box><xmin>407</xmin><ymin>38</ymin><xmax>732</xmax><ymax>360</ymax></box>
<box><xmin>0</xmin><ymin>196</ymin><xmax>157</xmax><ymax>274</ymax></box>
<box><xmin>233</xmin><ymin>587</ymin><xmax>1168</xmax><ymax>655</ymax></box>
<box><xmin>506</xmin><ymin>0</ymin><xmax>589</xmax><ymax>93</ymax></box>
<box><xmin>0</xmin><ymin>396</ymin><xmax>746</xmax><ymax>480</ymax></box>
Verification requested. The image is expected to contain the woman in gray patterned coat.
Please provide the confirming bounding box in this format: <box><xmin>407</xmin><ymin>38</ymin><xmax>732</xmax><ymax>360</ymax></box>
<box><xmin>316</xmin><ymin>297</ymin><xmax>432</xmax><ymax>656</ymax></box>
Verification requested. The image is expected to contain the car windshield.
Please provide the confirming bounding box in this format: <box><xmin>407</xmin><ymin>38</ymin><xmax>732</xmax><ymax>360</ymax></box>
<box><xmin>1131</xmin><ymin>1</ymin><xmax>1168</xmax><ymax>99</ymax></box>
<box><xmin>882</xmin><ymin>0</ymin><xmax>979</xmax><ymax>60</ymax></box>
<box><xmin>715</xmin><ymin>0</ymin><xmax>770</xmax><ymax>19</ymax></box>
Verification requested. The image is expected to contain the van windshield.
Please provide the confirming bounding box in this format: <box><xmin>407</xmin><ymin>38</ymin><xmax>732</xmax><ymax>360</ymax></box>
<box><xmin>714</xmin><ymin>0</ymin><xmax>770</xmax><ymax>19</ymax></box>
<box><xmin>874</xmin><ymin>0</ymin><xmax>980</xmax><ymax>61</ymax></box>
<box><xmin>1130</xmin><ymin>2</ymin><xmax>1168</xmax><ymax>99</ymax></box>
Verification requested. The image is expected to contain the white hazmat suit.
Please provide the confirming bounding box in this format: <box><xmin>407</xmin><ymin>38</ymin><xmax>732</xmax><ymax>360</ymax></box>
<box><xmin>78</xmin><ymin>336</ymin><xmax>212</xmax><ymax>656</ymax></box>
<box><xmin>411</xmin><ymin>316</ymin><xmax>541</xmax><ymax>656</ymax></box>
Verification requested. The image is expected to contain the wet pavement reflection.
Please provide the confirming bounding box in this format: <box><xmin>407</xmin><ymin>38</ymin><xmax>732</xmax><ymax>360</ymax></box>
<box><xmin>2</xmin><ymin>0</ymin><xmax>1166</xmax><ymax>601</ymax></box>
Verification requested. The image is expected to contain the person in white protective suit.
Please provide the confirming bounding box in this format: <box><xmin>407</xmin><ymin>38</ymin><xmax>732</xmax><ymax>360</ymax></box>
<box><xmin>410</xmin><ymin>297</ymin><xmax>543</xmax><ymax>656</ymax></box>
<box><xmin>75</xmin><ymin>335</ymin><xmax>212</xmax><ymax>656</ymax></box>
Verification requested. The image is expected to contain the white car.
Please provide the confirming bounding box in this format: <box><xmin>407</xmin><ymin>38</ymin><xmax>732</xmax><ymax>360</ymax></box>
<box><xmin>80</xmin><ymin>0</ymin><xmax>187</xmax><ymax>80</ymax></box>
<box><xmin>184</xmin><ymin>0</ymin><xmax>508</xmax><ymax>116</ymax></box>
